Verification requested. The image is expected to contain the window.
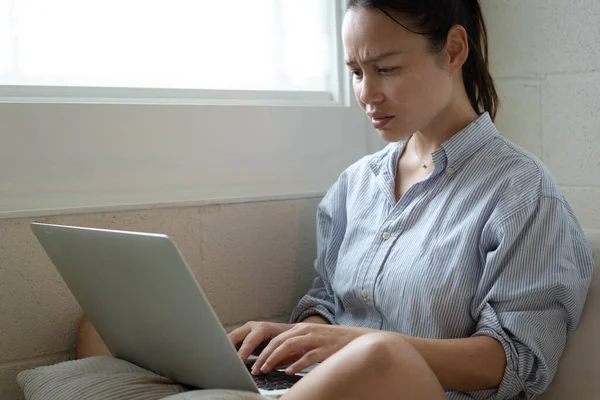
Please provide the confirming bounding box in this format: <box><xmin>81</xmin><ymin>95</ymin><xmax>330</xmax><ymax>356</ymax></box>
<box><xmin>0</xmin><ymin>0</ymin><xmax>10</xmax><ymax>74</ymax></box>
<box><xmin>0</xmin><ymin>1</ymin><xmax>372</xmax><ymax>218</ymax></box>
<box><xmin>0</xmin><ymin>0</ymin><xmax>337</xmax><ymax>96</ymax></box>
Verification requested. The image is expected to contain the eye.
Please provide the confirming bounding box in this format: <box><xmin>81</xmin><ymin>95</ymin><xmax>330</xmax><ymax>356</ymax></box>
<box><xmin>351</xmin><ymin>70</ymin><xmax>363</xmax><ymax>78</ymax></box>
<box><xmin>377</xmin><ymin>67</ymin><xmax>397</xmax><ymax>74</ymax></box>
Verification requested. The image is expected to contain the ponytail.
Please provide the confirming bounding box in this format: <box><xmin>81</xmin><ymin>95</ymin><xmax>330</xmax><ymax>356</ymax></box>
<box><xmin>461</xmin><ymin>0</ymin><xmax>499</xmax><ymax>120</ymax></box>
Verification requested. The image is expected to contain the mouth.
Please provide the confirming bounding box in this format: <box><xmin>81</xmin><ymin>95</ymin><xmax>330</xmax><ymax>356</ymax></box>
<box><xmin>370</xmin><ymin>115</ymin><xmax>395</xmax><ymax>129</ymax></box>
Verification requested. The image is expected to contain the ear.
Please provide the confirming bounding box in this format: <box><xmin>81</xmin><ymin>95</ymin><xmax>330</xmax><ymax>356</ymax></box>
<box><xmin>443</xmin><ymin>25</ymin><xmax>470</xmax><ymax>75</ymax></box>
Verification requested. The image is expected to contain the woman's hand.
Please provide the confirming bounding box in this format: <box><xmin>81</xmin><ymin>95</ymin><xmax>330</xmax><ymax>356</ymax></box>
<box><xmin>228</xmin><ymin>321</ymin><xmax>295</xmax><ymax>365</ymax></box>
<box><xmin>251</xmin><ymin>323</ymin><xmax>368</xmax><ymax>376</ymax></box>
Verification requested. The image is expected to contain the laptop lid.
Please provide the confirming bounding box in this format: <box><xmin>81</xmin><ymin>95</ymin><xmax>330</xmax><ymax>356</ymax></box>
<box><xmin>31</xmin><ymin>222</ymin><xmax>261</xmax><ymax>394</ymax></box>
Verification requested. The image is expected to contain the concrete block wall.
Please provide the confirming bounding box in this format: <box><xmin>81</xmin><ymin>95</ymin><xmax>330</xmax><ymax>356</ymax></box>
<box><xmin>483</xmin><ymin>0</ymin><xmax>600</xmax><ymax>229</ymax></box>
<box><xmin>0</xmin><ymin>199</ymin><xmax>319</xmax><ymax>399</ymax></box>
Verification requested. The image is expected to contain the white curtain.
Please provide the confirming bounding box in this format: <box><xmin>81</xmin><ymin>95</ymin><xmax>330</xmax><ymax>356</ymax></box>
<box><xmin>0</xmin><ymin>0</ymin><xmax>335</xmax><ymax>91</ymax></box>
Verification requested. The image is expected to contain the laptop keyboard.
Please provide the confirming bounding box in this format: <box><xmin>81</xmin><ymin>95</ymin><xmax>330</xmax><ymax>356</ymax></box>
<box><xmin>246</xmin><ymin>364</ymin><xmax>303</xmax><ymax>391</ymax></box>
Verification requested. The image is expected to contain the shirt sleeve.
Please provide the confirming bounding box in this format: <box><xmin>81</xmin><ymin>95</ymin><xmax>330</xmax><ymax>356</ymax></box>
<box><xmin>289</xmin><ymin>173</ymin><xmax>349</xmax><ymax>325</ymax></box>
<box><xmin>472</xmin><ymin>195</ymin><xmax>594</xmax><ymax>399</ymax></box>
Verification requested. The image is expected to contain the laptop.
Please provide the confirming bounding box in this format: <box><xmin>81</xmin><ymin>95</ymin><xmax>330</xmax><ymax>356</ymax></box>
<box><xmin>31</xmin><ymin>222</ymin><xmax>308</xmax><ymax>398</ymax></box>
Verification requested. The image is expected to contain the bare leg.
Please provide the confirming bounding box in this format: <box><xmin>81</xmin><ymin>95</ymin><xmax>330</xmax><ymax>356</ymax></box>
<box><xmin>282</xmin><ymin>332</ymin><xmax>446</xmax><ymax>400</ymax></box>
<box><xmin>77</xmin><ymin>316</ymin><xmax>113</xmax><ymax>359</ymax></box>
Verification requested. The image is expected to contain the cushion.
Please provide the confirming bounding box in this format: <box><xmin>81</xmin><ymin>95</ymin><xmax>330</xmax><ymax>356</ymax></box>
<box><xmin>540</xmin><ymin>229</ymin><xmax>600</xmax><ymax>399</ymax></box>
<box><xmin>17</xmin><ymin>356</ymin><xmax>266</xmax><ymax>400</ymax></box>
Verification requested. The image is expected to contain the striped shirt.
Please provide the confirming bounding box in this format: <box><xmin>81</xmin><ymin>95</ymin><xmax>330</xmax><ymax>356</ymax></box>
<box><xmin>290</xmin><ymin>113</ymin><xmax>594</xmax><ymax>399</ymax></box>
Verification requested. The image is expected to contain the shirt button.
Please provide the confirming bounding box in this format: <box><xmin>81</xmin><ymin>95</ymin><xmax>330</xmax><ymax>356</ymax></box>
<box><xmin>361</xmin><ymin>289</ymin><xmax>368</xmax><ymax>300</ymax></box>
<box><xmin>382</xmin><ymin>232</ymin><xmax>391</xmax><ymax>240</ymax></box>
<box><xmin>446</xmin><ymin>167</ymin><xmax>455</xmax><ymax>175</ymax></box>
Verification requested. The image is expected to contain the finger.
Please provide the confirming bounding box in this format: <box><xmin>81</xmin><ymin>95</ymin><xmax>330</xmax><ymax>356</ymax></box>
<box><xmin>257</xmin><ymin>336</ymin><xmax>309</xmax><ymax>374</ymax></box>
<box><xmin>251</xmin><ymin>340</ymin><xmax>269</xmax><ymax>356</ymax></box>
<box><xmin>284</xmin><ymin>349</ymin><xmax>324</xmax><ymax>375</ymax></box>
<box><xmin>227</xmin><ymin>325</ymin><xmax>251</xmax><ymax>350</ymax></box>
<box><xmin>238</xmin><ymin>331</ymin><xmax>270</xmax><ymax>364</ymax></box>
<box><xmin>251</xmin><ymin>324</ymin><xmax>309</xmax><ymax>374</ymax></box>
<box><xmin>272</xmin><ymin>352</ymin><xmax>304</xmax><ymax>369</ymax></box>
<box><xmin>251</xmin><ymin>328</ymin><xmax>300</xmax><ymax>374</ymax></box>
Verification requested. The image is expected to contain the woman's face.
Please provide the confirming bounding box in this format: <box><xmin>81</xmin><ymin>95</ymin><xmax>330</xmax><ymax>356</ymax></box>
<box><xmin>342</xmin><ymin>7</ymin><xmax>454</xmax><ymax>142</ymax></box>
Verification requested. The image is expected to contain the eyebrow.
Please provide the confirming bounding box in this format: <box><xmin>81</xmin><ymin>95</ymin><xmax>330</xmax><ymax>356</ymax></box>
<box><xmin>345</xmin><ymin>50</ymin><xmax>404</xmax><ymax>66</ymax></box>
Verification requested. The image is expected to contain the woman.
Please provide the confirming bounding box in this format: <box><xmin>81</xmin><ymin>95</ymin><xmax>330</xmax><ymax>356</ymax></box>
<box><xmin>80</xmin><ymin>1</ymin><xmax>593</xmax><ymax>399</ymax></box>
<box><xmin>228</xmin><ymin>1</ymin><xmax>594</xmax><ymax>399</ymax></box>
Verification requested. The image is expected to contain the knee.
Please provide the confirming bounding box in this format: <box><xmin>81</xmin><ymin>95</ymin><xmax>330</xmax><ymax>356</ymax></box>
<box><xmin>347</xmin><ymin>332</ymin><xmax>416</xmax><ymax>368</ymax></box>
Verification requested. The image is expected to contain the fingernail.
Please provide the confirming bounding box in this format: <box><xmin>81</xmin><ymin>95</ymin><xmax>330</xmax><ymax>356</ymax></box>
<box><xmin>260</xmin><ymin>364</ymin><xmax>269</xmax><ymax>373</ymax></box>
<box><xmin>285</xmin><ymin>368</ymin><xmax>293</xmax><ymax>375</ymax></box>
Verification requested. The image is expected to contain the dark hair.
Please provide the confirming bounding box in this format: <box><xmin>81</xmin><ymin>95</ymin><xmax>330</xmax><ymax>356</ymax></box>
<box><xmin>346</xmin><ymin>0</ymin><xmax>499</xmax><ymax>121</ymax></box>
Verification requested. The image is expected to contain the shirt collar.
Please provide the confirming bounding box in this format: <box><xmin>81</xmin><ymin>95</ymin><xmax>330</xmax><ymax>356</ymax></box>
<box><xmin>433</xmin><ymin>112</ymin><xmax>499</xmax><ymax>171</ymax></box>
<box><xmin>368</xmin><ymin>112</ymin><xmax>499</xmax><ymax>178</ymax></box>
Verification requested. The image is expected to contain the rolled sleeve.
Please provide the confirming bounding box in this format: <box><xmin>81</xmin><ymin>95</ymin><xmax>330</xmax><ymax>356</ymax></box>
<box><xmin>472</xmin><ymin>303</ymin><xmax>526</xmax><ymax>397</ymax></box>
<box><xmin>289</xmin><ymin>173</ymin><xmax>348</xmax><ymax>325</ymax></box>
<box><xmin>289</xmin><ymin>276</ymin><xmax>337</xmax><ymax>324</ymax></box>
<box><xmin>472</xmin><ymin>196</ymin><xmax>593</xmax><ymax>399</ymax></box>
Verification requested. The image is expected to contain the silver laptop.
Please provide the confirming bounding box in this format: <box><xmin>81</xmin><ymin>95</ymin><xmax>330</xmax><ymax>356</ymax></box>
<box><xmin>31</xmin><ymin>222</ymin><xmax>306</xmax><ymax>397</ymax></box>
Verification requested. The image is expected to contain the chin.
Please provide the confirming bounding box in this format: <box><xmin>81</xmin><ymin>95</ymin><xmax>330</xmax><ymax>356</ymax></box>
<box><xmin>377</xmin><ymin>127</ymin><xmax>413</xmax><ymax>143</ymax></box>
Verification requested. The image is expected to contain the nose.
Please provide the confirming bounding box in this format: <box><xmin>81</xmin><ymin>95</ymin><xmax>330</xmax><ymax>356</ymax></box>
<box><xmin>358</xmin><ymin>75</ymin><xmax>384</xmax><ymax>106</ymax></box>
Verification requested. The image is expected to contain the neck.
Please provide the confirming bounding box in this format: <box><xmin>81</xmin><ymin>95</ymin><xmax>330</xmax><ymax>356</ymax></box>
<box><xmin>413</xmin><ymin>99</ymin><xmax>479</xmax><ymax>156</ymax></box>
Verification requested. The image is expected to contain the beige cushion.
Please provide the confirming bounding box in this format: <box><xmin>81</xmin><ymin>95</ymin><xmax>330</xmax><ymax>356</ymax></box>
<box><xmin>17</xmin><ymin>357</ymin><xmax>266</xmax><ymax>400</ymax></box>
<box><xmin>541</xmin><ymin>229</ymin><xmax>600</xmax><ymax>399</ymax></box>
